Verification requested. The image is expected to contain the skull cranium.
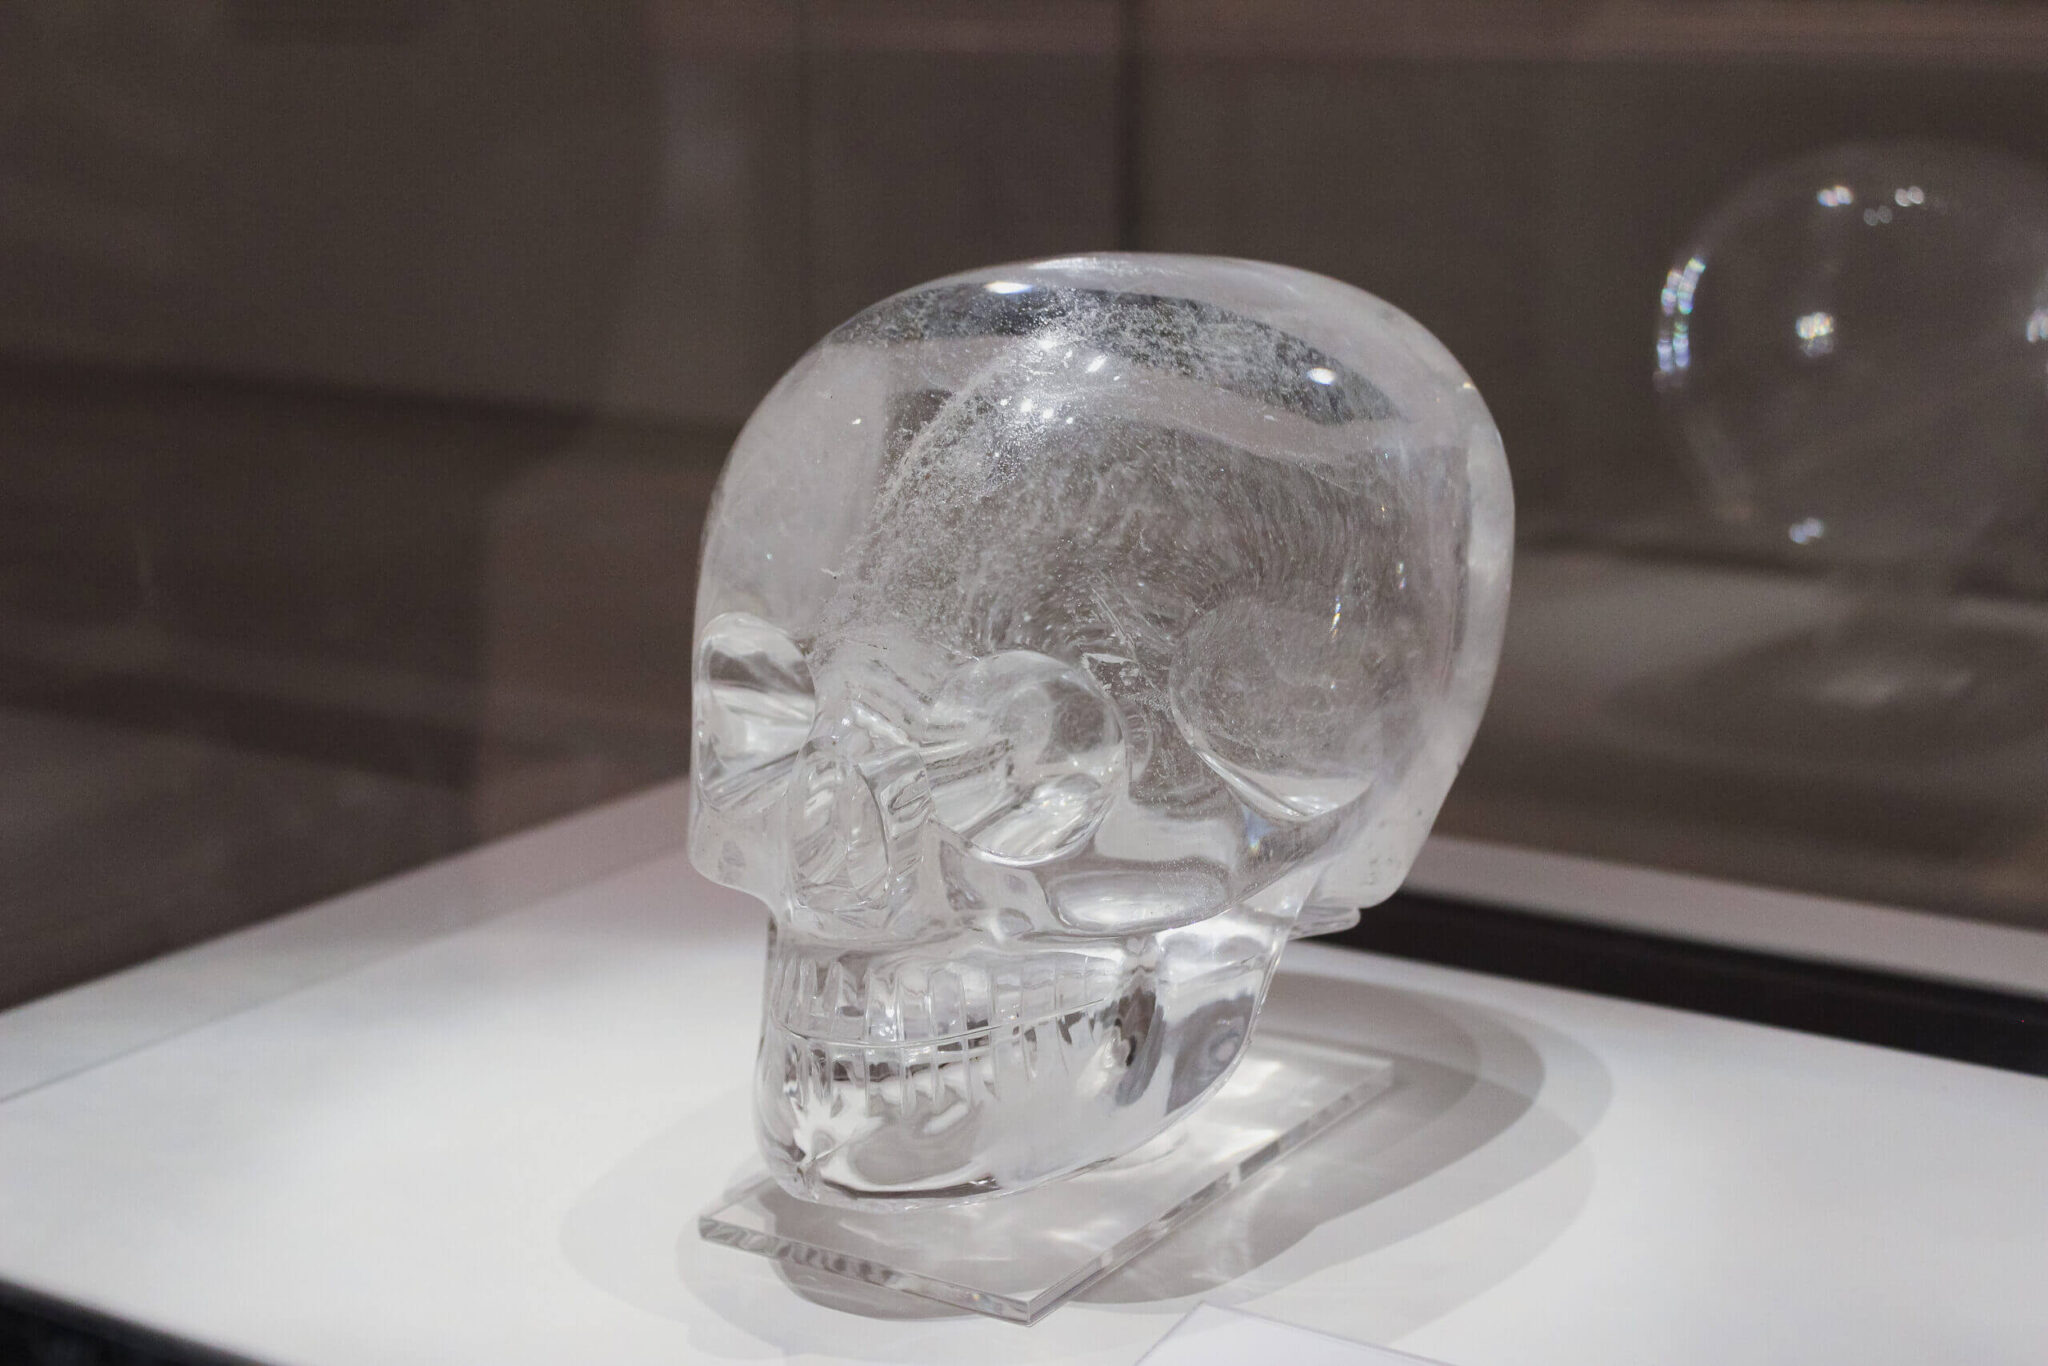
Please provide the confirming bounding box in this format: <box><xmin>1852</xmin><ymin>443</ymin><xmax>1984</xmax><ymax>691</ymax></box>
<box><xmin>691</xmin><ymin>254</ymin><xmax>1511</xmax><ymax>1205</ymax></box>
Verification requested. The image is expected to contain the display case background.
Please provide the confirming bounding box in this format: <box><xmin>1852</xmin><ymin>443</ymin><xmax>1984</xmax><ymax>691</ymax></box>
<box><xmin>5</xmin><ymin>0</ymin><xmax>2048</xmax><ymax>1008</ymax></box>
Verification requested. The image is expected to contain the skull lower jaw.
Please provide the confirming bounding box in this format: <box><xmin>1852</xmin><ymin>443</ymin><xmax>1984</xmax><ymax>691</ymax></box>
<box><xmin>754</xmin><ymin>927</ymin><xmax>1280</xmax><ymax>1207</ymax></box>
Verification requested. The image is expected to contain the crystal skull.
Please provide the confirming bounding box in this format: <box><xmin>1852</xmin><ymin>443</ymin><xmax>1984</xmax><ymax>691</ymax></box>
<box><xmin>691</xmin><ymin>254</ymin><xmax>1512</xmax><ymax>1206</ymax></box>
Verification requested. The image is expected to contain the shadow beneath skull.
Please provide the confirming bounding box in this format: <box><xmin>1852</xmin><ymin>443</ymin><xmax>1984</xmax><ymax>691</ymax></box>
<box><xmin>752</xmin><ymin>964</ymin><xmax>1612</xmax><ymax>1329</ymax></box>
<box><xmin>1080</xmin><ymin>968</ymin><xmax>1610</xmax><ymax>1320</ymax></box>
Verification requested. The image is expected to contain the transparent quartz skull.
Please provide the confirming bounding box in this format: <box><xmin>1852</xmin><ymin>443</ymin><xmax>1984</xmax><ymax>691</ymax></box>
<box><xmin>691</xmin><ymin>254</ymin><xmax>1511</xmax><ymax>1206</ymax></box>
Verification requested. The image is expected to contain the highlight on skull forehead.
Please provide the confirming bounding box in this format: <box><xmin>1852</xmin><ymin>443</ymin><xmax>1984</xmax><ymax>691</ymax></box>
<box><xmin>829</xmin><ymin>282</ymin><xmax>1402</xmax><ymax>426</ymax></box>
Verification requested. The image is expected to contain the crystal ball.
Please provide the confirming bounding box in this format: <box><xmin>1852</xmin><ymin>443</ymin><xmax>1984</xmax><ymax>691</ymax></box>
<box><xmin>1656</xmin><ymin>141</ymin><xmax>2048</xmax><ymax>571</ymax></box>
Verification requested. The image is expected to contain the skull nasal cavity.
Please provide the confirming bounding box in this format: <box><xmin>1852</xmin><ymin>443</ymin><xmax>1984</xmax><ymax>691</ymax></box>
<box><xmin>787</xmin><ymin>722</ymin><xmax>930</xmax><ymax>922</ymax></box>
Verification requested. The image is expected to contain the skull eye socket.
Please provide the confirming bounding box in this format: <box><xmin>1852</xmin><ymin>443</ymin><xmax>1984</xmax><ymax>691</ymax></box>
<box><xmin>921</xmin><ymin>650</ymin><xmax>1126</xmax><ymax>866</ymax></box>
<box><xmin>694</xmin><ymin>611</ymin><xmax>818</xmax><ymax>813</ymax></box>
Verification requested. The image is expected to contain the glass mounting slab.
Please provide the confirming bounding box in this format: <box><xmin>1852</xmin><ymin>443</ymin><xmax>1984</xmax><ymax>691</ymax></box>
<box><xmin>699</xmin><ymin>1030</ymin><xmax>1395</xmax><ymax>1324</ymax></box>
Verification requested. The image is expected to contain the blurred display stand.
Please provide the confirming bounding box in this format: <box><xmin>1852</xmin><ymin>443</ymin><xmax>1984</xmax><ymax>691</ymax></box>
<box><xmin>1442</xmin><ymin>550</ymin><xmax>2048</xmax><ymax>931</ymax></box>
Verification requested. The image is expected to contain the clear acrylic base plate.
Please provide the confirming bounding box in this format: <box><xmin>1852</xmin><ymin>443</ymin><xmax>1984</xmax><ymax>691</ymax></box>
<box><xmin>699</xmin><ymin>1031</ymin><xmax>1394</xmax><ymax>1324</ymax></box>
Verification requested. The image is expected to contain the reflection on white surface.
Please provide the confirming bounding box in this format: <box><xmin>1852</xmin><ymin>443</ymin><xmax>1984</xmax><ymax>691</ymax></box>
<box><xmin>1140</xmin><ymin>1306</ymin><xmax>1440</xmax><ymax>1366</ymax></box>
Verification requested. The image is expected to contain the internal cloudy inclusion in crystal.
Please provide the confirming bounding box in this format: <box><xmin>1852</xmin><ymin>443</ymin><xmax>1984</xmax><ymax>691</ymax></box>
<box><xmin>690</xmin><ymin>255</ymin><xmax>1512</xmax><ymax>1206</ymax></box>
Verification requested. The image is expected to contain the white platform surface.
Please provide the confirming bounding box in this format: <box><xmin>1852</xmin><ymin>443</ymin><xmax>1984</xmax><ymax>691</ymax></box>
<box><xmin>1</xmin><ymin>782</ymin><xmax>2044</xmax><ymax>1365</ymax></box>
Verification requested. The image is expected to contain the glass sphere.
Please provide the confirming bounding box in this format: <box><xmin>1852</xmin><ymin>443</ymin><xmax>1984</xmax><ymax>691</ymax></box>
<box><xmin>1656</xmin><ymin>141</ymin><xmax>2048</xmax><ymax>572</ymax></box>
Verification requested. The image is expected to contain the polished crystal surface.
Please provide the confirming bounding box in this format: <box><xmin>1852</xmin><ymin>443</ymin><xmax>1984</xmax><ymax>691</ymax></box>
<box><xmin>691</xmin><ymin>254</ymin><xmax>1512</xmax><ymax>1206</ymax></box>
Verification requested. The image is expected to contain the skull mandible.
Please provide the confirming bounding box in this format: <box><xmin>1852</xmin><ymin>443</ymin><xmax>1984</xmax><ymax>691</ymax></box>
<box><xmin>690</xmin><ymin>254</ymin><xmax>1511</xmax><ymax>1205</ymax></box>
